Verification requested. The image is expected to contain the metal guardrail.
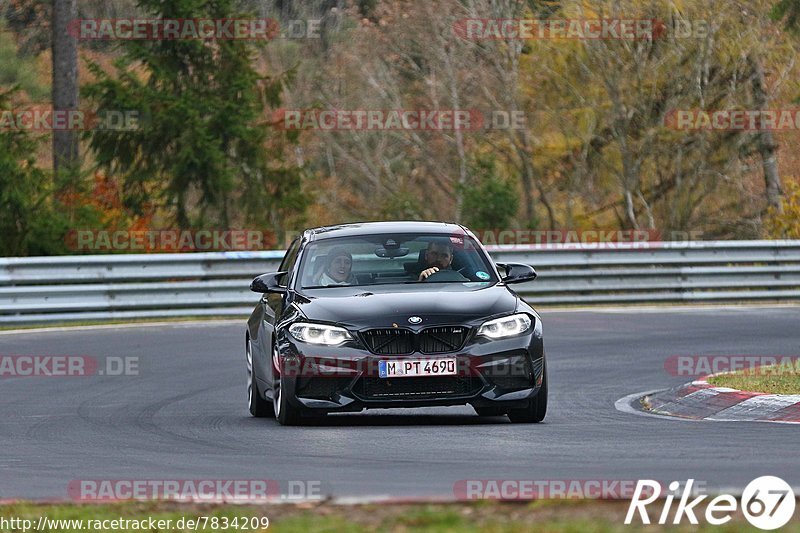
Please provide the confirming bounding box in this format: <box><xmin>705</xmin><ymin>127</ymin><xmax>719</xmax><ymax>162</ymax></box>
<box><xmin>1</xmin><ymin>241</ymin><xmax>799</xmax><ymax>324</ymax></box>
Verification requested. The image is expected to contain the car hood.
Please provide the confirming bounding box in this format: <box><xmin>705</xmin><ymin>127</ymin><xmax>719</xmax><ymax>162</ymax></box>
<box><xmin>293</xmin><ymin>283</ymin><xmax>518</xmax><ymax>329</ymax></box>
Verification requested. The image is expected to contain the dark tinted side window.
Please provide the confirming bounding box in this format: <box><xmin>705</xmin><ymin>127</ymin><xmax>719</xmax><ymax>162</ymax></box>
<box><xmin>277</xmin><ymin>238</ymin><xmax>302</xmax><ymax>285</ymax></box>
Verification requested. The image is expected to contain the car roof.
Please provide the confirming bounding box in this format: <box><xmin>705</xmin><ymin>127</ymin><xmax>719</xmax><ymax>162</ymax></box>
<box><xmin>303</xmin><ymin>221</ymin><xmax>469</xmax><ymax>241</ymax></box>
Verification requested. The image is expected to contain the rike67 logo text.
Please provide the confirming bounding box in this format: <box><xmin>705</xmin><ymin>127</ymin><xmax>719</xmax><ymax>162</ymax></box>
<box><xmin>626</xmin><ymin>477</ymin><xmax>795</xmax><ymax>530</ymax></box>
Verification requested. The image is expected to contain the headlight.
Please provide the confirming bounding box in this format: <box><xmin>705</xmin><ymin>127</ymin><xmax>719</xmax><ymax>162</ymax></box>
<box><xmin>477</xmin><ymin>313</ymin><xmax>532</xmax><ymax>339</ymax></box>
<box><xmin>288</xmin><ymin>323</ymin><xmax>353</xmax><ymax>345</ymax></box>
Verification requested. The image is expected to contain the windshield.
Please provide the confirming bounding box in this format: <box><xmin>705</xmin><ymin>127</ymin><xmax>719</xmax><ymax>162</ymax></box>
<box><xmin>297</xmin><ymin>233</ymin><xmax>498</xmax><ymax>289</ymax></box>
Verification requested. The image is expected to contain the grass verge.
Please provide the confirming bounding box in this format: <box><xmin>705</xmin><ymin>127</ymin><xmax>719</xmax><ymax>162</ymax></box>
<box><xmin>708</xmin><ymin>363</ymin><xmax>800</xmax><ymax>394</ymax></box>
<box><xmin>1</xmin><ymin>500</ymin><xmax>798</xmax><ymax>532</ymax></box>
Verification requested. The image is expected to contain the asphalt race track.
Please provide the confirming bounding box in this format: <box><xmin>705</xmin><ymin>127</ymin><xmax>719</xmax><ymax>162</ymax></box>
<box><xmin>1</xmin><ymin>306</ymin><xmax>799</xmax><ymax>501</ymax></box>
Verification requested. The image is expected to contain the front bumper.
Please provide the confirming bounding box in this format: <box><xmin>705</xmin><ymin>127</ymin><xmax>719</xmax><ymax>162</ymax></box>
<box><xmin>275</xmin><ymin>327</ymin><xmax>545</xmax><ymax>413</ymax></box>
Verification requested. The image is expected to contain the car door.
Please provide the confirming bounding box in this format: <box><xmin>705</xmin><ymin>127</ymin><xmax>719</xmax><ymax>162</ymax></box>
<box><xmin>252</xmin><ymin>238</ymin><xmax>302</xmax><ymax>391</ymax></box>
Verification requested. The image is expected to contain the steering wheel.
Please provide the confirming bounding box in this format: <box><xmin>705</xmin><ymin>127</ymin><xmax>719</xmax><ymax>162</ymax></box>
<box><xmin>422</xmin><ymin>269</ymin><xmax>470</xmax><ymax>282</ymax></box>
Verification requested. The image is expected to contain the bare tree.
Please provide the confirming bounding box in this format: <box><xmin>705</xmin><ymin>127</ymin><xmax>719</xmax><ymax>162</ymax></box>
<box><xmin>52</xmin><ymin>0</ymin><xmax>79</xmax><ymax>176</ymax></box>
<box><xmin>748</xmin><ymin>54</ymin><xmax>783</xmax><ymax>212</ymax></box>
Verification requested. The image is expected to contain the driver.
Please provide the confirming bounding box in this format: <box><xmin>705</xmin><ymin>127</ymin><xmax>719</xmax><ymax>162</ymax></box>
<box><xmin>316</xmin><ymin>247</ymin><xmax>356</xmax><ymax>286</ymax></box>
<box><xmin>418</xmin><ymin>240</ymin><xmax>455</xmax><ymax>281</ymax></box>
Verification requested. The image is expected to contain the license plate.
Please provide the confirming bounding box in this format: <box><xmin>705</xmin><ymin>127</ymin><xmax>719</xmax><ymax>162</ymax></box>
<box><xmin>378</xmin><ymin>358</ymin><xmax>457</xmax><ymax>378</ymax></box>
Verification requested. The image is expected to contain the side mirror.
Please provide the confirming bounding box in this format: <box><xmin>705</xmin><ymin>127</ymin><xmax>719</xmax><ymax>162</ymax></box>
<box><xmin>496</xmin><ymin>262</ymin><xmax>537</xmax><ymax>284</ymax></box>
<box><xmin>250</xmin><ymin>271</ymin><xmax>288</xmax><ymax>294</ymax></box>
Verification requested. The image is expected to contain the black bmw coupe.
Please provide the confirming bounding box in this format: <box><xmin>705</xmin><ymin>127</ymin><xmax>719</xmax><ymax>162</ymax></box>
<box><xmin>245</xmin><ymin>221</ymin><xmax>546</xmax><ymax>425</ymax></box>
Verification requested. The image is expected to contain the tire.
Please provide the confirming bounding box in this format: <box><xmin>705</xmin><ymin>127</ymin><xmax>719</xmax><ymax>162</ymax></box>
<box><xmin>272</xmin><ymin>344</ymin><xmax>303</xmax><ymax>426</ymax></box>
<box><xmin>507</xmin><ymin>360</ymin><xmax>548</xmax><ymax>423</ymax></box>
<box><xmin>247</xmin><ymin>338</ymin><xmax>274</xmax><ymax>418</ymax></box>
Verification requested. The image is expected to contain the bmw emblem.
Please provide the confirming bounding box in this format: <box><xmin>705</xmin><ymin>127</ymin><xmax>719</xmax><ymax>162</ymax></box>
<box><xmin>408</xmin><ymin>316</ymin><xmax>422</xmax><ymax>324</ymax></box>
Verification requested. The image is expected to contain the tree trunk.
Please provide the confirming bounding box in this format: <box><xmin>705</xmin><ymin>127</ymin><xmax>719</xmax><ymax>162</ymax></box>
<box><xmin>748</xmin><ymin>54</ymin><xmax>782</xmax><ymax>212</ymax></box>
<box><xmin>515</xmin><ymin>129</ymin><xmax>548</xmax><ymax>228</ymax></box>
<box><xmin>52</xmin><ymin>0</ymin><xmax>79</xmax><ymax>176</ymax></box>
